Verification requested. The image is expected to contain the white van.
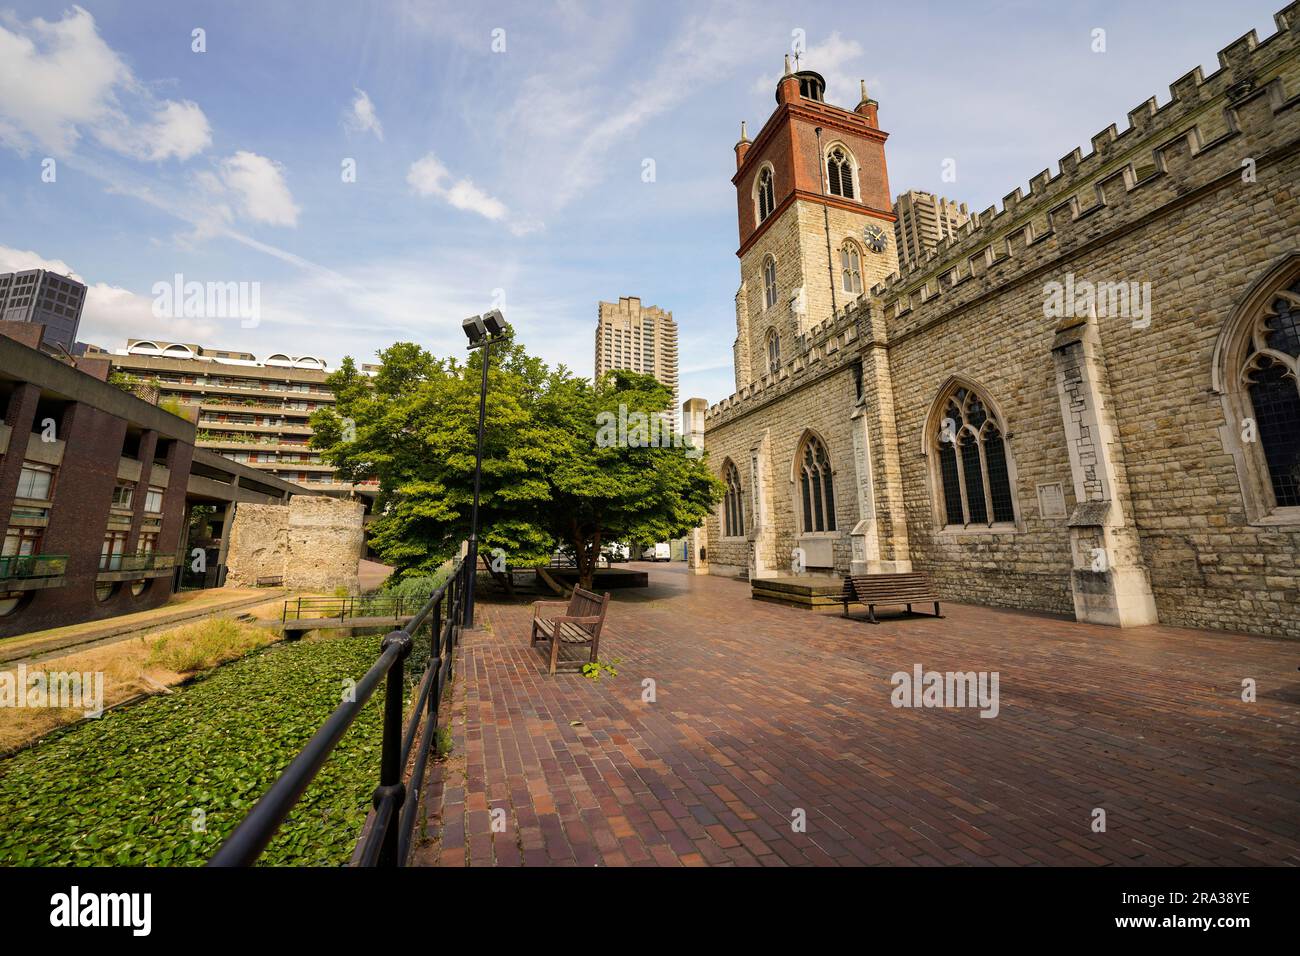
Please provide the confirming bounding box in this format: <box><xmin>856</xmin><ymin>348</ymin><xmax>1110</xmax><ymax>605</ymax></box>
<box><xmin>650</xmin><ymin>542</ymin><xmax>671</xmax><ymax>562</ymax></box>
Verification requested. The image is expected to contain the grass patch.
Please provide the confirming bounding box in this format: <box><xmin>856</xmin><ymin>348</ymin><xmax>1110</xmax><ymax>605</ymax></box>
<box><xmin>145</xmin><ymin>618</ymin><xmax>272</xmax><ymax>673</ymax></box>
<box><xmin>0</xmin><ymin>632</ymin><xmax>387</xmax><ymax>866</ymax></box>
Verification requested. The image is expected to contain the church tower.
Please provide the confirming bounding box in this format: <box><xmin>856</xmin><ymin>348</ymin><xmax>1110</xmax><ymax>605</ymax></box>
<box><xmin>731</xmin><ymin>58</ymin><xmax>899</xmax><ymax>391</ymax></box>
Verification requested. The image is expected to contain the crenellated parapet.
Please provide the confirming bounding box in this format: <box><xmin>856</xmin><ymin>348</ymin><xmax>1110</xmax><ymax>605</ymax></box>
<box><xmin>868</xmin><ymin>3</ymin><xmax>1300</xmax><ymax>338</ymax></box>
<box><xmin>705</xmin><ymin>299</ymin><xmax>871</xmax><ymax>427</ymax></box>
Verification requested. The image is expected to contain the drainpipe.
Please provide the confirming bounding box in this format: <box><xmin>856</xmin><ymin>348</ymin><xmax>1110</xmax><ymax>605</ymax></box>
<box><xmin>815</xmin><ymin>127</ymin><xmax>838</xmax><ymax>319</ymax></box>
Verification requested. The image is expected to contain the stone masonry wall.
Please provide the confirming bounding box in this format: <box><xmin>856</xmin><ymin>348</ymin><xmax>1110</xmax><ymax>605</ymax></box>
<box><xmin>225</xmin><ymin>496</ymin><xmax>363</xmax><ymax>592</ymax></box>
<box><xmin>703</xmin><ymin>5</ymin><xmax>1300</xmax><ymax>638</ymax></box>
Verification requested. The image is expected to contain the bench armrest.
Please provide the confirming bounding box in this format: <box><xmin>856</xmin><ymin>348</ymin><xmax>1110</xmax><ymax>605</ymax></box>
<box><xmin>532</xmin><ymin>600</ymin><xmax>570</xmax><ymax>619</ymax></box>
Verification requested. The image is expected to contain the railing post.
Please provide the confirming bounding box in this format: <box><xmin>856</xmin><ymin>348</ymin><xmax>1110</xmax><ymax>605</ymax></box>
<box><xmin>430</xmin><ymin>597</ymin><xmax>442</xmax><ymax>719</ymax></box>
<box><xmin>374</xmin><ymin>631</ymin><xmax>411</xmax><ymax>866</ymax></box>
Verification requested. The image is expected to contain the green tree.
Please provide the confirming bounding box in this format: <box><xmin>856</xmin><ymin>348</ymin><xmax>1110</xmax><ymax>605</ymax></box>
<box><xmin>311</xmin><ymin>336</ymin><xmax>722</xmax><ymax>589</ymax></box>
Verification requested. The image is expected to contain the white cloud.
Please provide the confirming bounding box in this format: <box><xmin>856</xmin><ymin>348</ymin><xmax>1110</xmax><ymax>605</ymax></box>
<box><xmin>0</xmin><ymin>245</ymin><xmax>216</xmax><ymax>347</ymax></box>
<box><xmin>344</xmin><ymin>88</ymin><xmax>384</xmax><ymax>140</ymax></box>
<box><xmin>407</xmin><ymin>152</ymin><xmax>539</xmax><ymax>234</ymax></box>
<box><xmin>218</xmin><ymin>151</ymin><xmax>301</xmax><ymax>227</ymax></box>
<box><xmin>0</xmin><ymin>6</ymin><xmax>211</xmax><ymax>162</ymax></box>
<box><xmin>506</xmin><ymin>4</ymin><xmax>763</xmax><ymax>211</ymax></box>
<box><xmin>134</xmin><ymin>100</ymin><xmax>212</xmax><ymax>161</ymax></box>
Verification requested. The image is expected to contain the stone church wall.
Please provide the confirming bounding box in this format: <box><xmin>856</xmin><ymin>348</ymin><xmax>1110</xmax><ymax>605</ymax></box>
<box><xmin>702</xmin><ymin>5</ymin><xmax>1300</xmax><ymax>638</ymax></box>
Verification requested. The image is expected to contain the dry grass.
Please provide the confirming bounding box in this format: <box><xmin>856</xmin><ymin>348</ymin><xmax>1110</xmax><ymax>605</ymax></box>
<box><xmin>0</xmin><ymin>616</ymin><xmax>277</xmax><ymax>753</ymax></box>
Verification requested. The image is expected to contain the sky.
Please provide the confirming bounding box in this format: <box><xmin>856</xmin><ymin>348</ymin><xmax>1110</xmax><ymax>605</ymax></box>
<box><xmin>0</xmin><ymin>0</ymin><xmax>1287</xmax><ymax>404</ymax></box>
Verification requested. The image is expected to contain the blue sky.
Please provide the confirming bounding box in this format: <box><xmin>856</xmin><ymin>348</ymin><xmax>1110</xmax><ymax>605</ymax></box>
<box><xmin>0</xmin><ymin>0</ymin><xmax>1286</xmax><ymax>404</ymax></box>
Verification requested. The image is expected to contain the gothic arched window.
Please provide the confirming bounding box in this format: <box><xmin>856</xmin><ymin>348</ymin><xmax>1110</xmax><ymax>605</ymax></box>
<box><xmin>827</xmin><ymin>147</ymin><xmax>855</xmax><ymax>199</ymax></box>
<box><xmin>933</xmin><ymin>385</ymin><xmax>1017</xmax><ymax>528</ymax></box>
<box><xmin>796</xmin><ymin>432</ymin><xmax>837</xmax><ymax>533</ymax></box>
<box><xmin>756</xmin><ymin>166</ymin><xmax>775</xmax><ymax>223</ymax></box>
<box><xmin>1233</xmin><ymin>270</ymin><xmax>1300</xmax><ymax>510</ymax></box>
<box><xmin>763</xmin><ymin>255</ymin><xmax>777</xmax><ymax>309</ymax></box>
<box><xmin>766</xmin><ymin>329</ymin><xmax>781</xmax><ymax>376</ymax></box>
<box><xmin>840</xmin><ymin>241</ymin><xmax>863</xmax><ymax>294</ymax></box>
<box><xmin>722</xmin><ymin>460</ymin><xmax>745</xmax><ymax>537</ymax></box>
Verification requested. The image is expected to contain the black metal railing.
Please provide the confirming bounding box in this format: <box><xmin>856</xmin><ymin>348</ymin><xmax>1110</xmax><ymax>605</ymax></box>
<box><xmin>98</xmin><ymin>551</ymin><xmax>176</xmax><ymax>573</ymax></box>
<box><xmin>0</xmin><ymin>553</ymin><xmax>68</xmax><ymax>580</ymax></box>
<box><xmin>280</xmin><ymin>594</ymin><xmax>414</xmax><ymax>624</ymax></box>
<box><xmin>210</xmin><ymin>556</ymin><xmax>469</xmax><ymax>867</ymax></box>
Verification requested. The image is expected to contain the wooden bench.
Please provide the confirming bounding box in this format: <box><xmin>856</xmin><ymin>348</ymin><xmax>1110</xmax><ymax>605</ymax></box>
<box><xmin>841</xmin><ymin>573</ymin><xmax>942</xmax><ymax>624</ymax></box>
<box><xmin>530</xmin><ymin>586</ymin><xmax>611</xmax><ymax>674</ymax></box>
<box><xmin>255</xmin><ymin>575</ymin><xmax>284</xmax><ymax>588</ymax></box>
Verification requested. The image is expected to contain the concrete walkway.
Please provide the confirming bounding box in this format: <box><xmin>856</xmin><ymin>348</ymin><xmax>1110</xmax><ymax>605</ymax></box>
<box><xmin>0</xmin><ymin>588</ymin><xmax>282</xmax><ymax>664</ymax></box>
<box><xmin>413</xmin><ymin>563</ymin><xmax>1300</xmax><ymax>867</ymax></box>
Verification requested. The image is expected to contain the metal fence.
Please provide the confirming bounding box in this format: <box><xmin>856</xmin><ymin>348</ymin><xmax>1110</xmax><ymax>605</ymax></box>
<box><xmin>209</xmin><ymin>556</ymin><xmax>469</xmax><ymax>867</ymax></box>
<box><xmin>0</xmin><ymin>553</ymin><xmax>68</xmax><ymax>580</ymax></box>
<box><xmin>281</xmin><ymin>594</ymin><xmax>414</xmax><ymax>624</ymax></box>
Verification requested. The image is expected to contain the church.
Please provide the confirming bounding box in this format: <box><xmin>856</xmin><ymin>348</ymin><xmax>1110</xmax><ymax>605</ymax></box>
<box><xmin>685</xmin><ymin>6</ymin><xmax>1300</xmax><ymax>640</ymax></box>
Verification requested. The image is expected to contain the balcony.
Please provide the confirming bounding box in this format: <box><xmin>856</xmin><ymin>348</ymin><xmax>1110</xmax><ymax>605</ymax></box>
<box><xmin>0</xmin><ymin>554</ymin><xmax>68</xmax><ymax>591</ymax></box>
<box><xmin>97</xmin><ymin>551</ymin><xmax>177</xmax><ymax>582</ymax></box>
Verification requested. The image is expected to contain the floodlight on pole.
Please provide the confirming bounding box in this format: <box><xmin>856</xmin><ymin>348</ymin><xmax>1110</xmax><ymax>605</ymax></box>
<box><xmin>462</xmin><ymin>309</ymin><xmax>509</xmax><ymax>627</ymax></box>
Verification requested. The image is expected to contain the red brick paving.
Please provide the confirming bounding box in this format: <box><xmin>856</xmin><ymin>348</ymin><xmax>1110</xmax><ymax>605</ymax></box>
<box><xmin>410</xmin><ymin>563</ymin><xmax>1300</xmax><ymax>867</ymax></box>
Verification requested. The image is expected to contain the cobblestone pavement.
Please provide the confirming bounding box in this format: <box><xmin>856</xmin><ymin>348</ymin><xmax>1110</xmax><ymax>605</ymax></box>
<box><xmin>412</xmin><ymin>564</ymin><xmax>1300</xmax><ymax>866</ymax></box>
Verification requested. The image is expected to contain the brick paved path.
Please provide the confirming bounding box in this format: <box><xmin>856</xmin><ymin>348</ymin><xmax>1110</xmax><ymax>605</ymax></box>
<box><xmin>411</xmin><ymin>564</ymin><xmax>1300</xmax><ymax>866</ymax></box>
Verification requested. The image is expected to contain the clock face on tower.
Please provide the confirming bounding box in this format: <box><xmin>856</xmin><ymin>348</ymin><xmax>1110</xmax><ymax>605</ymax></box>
<box><xmin>863</xmin><ymin>223</ymin><xmax>887</xmax><ymax>253</ymax></box>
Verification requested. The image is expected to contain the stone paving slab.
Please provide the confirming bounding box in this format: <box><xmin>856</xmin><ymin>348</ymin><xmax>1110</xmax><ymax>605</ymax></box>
<box><xmin>411</xmin><ymin>563</ymin><xmax>1300</xmax><ymax>867</ymax></box>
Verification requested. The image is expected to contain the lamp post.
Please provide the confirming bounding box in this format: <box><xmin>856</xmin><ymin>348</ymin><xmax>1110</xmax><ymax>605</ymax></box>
<box><xmin>460</xmin><ymin>308</ymin><xmax>508</xmax><ymax>628</ymax></box>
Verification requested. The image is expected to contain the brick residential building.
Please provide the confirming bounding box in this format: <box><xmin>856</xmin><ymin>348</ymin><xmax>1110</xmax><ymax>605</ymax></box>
<box><xmin>0</xmin><ymin>328</ymin><xmax>195</xmax><ymax>636</ymax></box>
<box><xmin>693</xmin><ymin>9</ymin><xmax>1300</xmax><ymax>640</ymax></box>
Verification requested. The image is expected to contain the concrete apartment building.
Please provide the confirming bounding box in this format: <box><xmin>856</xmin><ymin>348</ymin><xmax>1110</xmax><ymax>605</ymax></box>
<box><xmin>0</xmin><ymin>270</ymin><xmax>87</xmax><ymax>353</ymax></box>
<box><xmin>108</xmin><ymin>340</ymin><xmax>376</xmax><ymax>500</ymax></box>
<box><xmin>0</xmin><ymin>322</ymin><xmax>368</xmax><ymax>636</ymax></box>
<box><xmin>892</xmin><ymin>190</ymin><xmax>972</xmax><ymax>270</ymax></box>
<box><xmin>595</xmin><ymin>297</ymin><xmax>679</xmax><ymax>410</ymax></box>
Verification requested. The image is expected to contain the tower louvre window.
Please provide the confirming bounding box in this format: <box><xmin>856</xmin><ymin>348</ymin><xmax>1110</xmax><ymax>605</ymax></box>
<box><xmin>756</xmin><ymin>167</ymin><xmax>775</xmax><ymax>223</ymax></box>
<box><xmin>827</xmin><ymin>147</ymin><xmax>855</xmax><ymax>199</ymax></box>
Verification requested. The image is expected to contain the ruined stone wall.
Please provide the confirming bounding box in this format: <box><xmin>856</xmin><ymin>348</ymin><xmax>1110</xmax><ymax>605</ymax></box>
<box><xmin>225</xmin><ymin>496</ymin><xmax>364</xmax><ymax>592</ymax></box>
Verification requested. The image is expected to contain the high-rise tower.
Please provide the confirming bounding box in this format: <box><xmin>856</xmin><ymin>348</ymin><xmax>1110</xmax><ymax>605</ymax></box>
<box><xmin>594</xmin><ymin>297</ymin><xmax>679</xmax><ymax>410</ymax></box>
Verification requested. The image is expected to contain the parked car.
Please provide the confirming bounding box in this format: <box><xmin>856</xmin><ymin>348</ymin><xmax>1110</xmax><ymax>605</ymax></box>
<box><xmin>603</xmin><ymin>542</ymin><xmax>630</xmax><ymax>563</ymax></box>
<box><xmin>650</xmin><ymin>542</ymin><xmax>671</xmax><ymax>562</ymax></box>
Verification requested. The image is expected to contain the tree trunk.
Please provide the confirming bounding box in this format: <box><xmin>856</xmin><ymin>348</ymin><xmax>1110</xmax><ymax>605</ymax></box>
<box><xmin>572</xmin><ymin>526</ymin><xmax>601</xmax><ymax>591</ymax></box>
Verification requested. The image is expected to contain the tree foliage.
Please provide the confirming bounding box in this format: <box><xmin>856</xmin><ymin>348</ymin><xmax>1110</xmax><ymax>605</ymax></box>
<box><xmin>311</xmin><ymin>334</ymin><xmax>723</xmax><ymax>587</ymax></box>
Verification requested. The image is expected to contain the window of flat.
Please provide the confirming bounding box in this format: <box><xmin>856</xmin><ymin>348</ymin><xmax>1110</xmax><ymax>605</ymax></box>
<box><xmin>16</xmin><ymin>462</ymin><xmax>54</xmax><ymax>500</ymax></box>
